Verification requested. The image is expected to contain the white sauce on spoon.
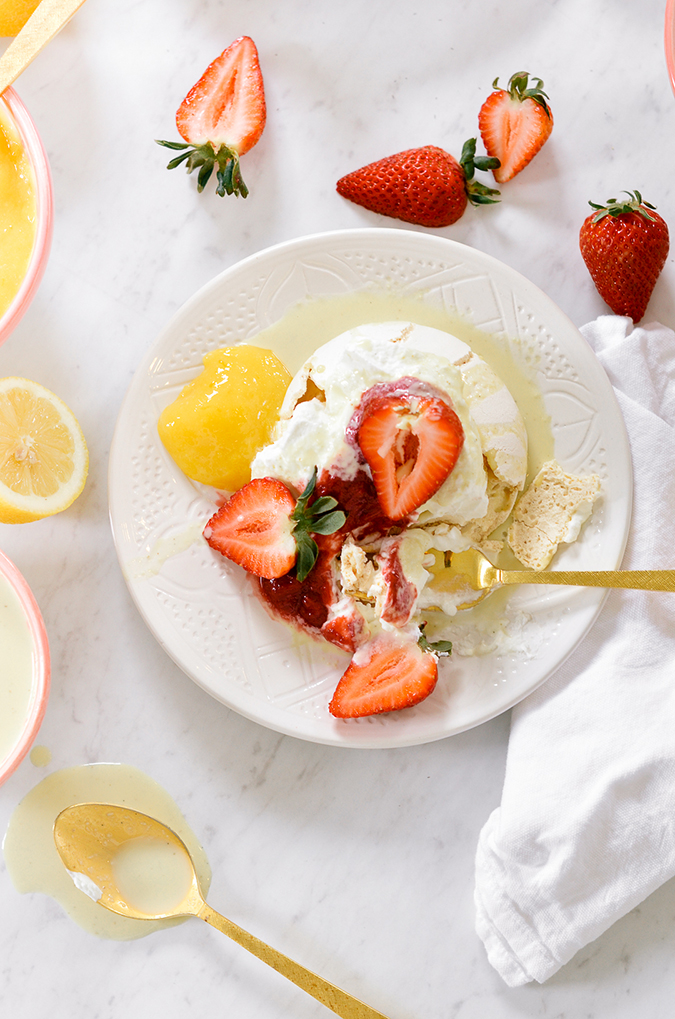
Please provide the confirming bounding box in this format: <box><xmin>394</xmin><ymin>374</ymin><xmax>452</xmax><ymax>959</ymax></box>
<box><xmin>3</xmin><ymin>763</ymin><xmax>211</xmax><ymax>940</ymax></box>
<box><xmin>112</xmin><ymin>836</ymin><xmax>195</xmax><ymax>915</ymax></box>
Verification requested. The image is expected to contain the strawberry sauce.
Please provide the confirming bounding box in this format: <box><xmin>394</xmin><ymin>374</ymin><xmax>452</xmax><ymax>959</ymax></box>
<box><xmin>377</xmin><ymin>538</ymin><xmax>417</xmax><ymax>628</ymax></box>
<box><xmin>258</xmin><ymin>534</ymin><xmax>340</xmax><ymax>633</ymax></box>
<box><xmin>257</xmin><ymin>469</ymin><xmax>395</xmax><ymax>642</ymax></box>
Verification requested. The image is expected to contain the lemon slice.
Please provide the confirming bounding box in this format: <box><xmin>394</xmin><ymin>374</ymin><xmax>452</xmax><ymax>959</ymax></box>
<box><xmin>0</xmin><ymin>377</ymin><xmax>88</xmax><ymax>523</ymax></box>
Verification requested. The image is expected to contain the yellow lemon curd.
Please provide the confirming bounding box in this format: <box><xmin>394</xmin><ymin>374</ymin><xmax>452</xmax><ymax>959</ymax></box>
<box><xmin>0</xmin><ymin>101</ymin><xmax>36</xmax><ymax>320</ymax></box>
<box><xmin>158</xmin><ymin>345</ymin><xmax>292</xmax><ymax>492</ymax></box>
<box><xmin>0</xmin><ymin>0</ymin><xmax>41</xmax><ymax>37</ymax></box>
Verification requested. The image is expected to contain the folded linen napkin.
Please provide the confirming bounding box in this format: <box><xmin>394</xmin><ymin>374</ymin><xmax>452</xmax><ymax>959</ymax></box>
<box><xmin>474</xmin><ymin>315</ymin><xmax>675</xmax><ymax>986</ymax></box>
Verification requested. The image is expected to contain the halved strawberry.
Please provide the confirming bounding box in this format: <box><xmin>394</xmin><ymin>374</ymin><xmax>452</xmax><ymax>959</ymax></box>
<box><xmin>204</xmin><ymin>469</ymin><xmax>346</xmax><ymax>581</ymax></box>
<box><xmin>329</xmin><ymin>632</ymin><xmax>438</xmax><ymax>718</ymax></box>
<box><xmin>352</xmin><ymin>379</ymin><xmax>464</xmax><ymax>520</ymax></box>
<box><xmin>204</xmin><ymin>477</ymin><xmax>296</xmax><ymax>578</ymax></box>
<box><xmin>156</xmin><ymin>36</ymin><xmax>266</xmax><ymax>197</ymax></box>
<box><xmin>478</xmin><ymin>72</ymin><xmax>553</xmax><ymax>184</ymax></box>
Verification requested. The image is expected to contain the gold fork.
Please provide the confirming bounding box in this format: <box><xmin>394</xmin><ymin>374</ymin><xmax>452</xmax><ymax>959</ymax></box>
<box><xmin>435</xmin><ymin>547</ymin><xmax>675</xmax><ymax>606</ymax></box>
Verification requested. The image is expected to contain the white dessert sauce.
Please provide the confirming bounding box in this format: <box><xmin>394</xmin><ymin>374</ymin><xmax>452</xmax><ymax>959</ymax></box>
<box><xmin>0</xmin><ymin>572</ymin><xmax>35</xmax><ymax>765</ymax></box>
<box><xmin>3</xmin><ymin>763</ymin><xmax>211</xmax><ymax>940</ymax></box>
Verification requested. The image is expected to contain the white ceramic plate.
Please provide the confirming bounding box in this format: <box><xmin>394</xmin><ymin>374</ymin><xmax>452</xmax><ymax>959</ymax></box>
<box><xmin>109</xmin><ymin>228</ymin><xmax>632</xmax><ymax>748</ymax></box>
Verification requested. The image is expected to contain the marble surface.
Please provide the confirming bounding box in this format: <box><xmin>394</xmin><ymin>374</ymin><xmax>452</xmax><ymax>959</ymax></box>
<box><xmin>2</xmin><ymin>0</ymin><xmax>675</xmax><ymax>1016</ymax></box>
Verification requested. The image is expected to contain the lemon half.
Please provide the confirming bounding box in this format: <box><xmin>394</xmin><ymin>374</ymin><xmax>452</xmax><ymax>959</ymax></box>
<box><xmin>0</xmin><ymin>377</ymin><xmax>88</xmax><ymax>523</ymax></box>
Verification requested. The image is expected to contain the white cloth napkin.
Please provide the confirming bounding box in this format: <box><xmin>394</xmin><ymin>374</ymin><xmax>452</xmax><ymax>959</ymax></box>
<box><xmin>474</xmin><ymin>315</ymin><xmax>675</xmax><ymax>986</ymax></box>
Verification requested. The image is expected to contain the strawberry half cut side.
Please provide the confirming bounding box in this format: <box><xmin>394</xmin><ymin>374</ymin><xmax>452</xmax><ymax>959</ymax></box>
<box><xmin>329</xmin><ymin>632</ymin><xmax>439</xmax><ymax>718</ymax></box>
<box><xmin>204</xmin><ymin>469</ymin><xmax>346</xmax><ymax>582</ymax></box>
<box><xmin>156</xmin><ymin>36</ymin><xmax>266</xmax><ymax>197</ymax></box>
<box><xmin>478</xmin><ymin>71</ymin><xmax>553</xmax><ymax>184</ymax></box>
<box><xmin>204</xmin><ymin>477</ymin><xmax>297</xmax><ymax>578</ymax></box>
<box><xmin>351</xmin><ymin>378</ymin><xmax>465</xmax><ymax>520</ymax></box>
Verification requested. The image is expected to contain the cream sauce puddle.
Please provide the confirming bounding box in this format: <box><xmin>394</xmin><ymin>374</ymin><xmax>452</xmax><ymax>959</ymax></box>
<box><xmin>3</xmin><ymin>763</ymin><xmax>211</xmax><ymax>940</ymax></box>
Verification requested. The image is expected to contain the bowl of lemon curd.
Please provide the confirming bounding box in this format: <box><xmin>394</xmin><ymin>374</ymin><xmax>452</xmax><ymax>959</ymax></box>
<box><xmin>0</xmin><ymin>87</ymin><xmax>53</xmax><ymax>346</ymax></box>
<box><xmin>0</xmin><ymin>549</ymin><xmax>50</xmax><ymax>785</ymax></box>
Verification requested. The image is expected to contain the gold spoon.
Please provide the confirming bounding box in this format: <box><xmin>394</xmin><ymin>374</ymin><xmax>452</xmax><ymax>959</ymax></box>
<box><xmin>0</xmin><ymin>0</ymin><xmax>88</xmax><ymax>95</ymax></box>
<box><xmin>53</xmin><ymin>802</ymin><xmax>391</xmax><ymax>1019</ymax></box>
<box><xmin>433</xmin><ymin>547</ymin><xmax>675</xmax><ymax>609</ymax></box>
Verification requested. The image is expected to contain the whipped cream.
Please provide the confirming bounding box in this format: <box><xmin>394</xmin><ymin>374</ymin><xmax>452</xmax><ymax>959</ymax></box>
<box><xmin>251</xmin><ymin>321</ymin><xmax>531</xmax><ymax>637</ymax></box>
<box><xmin>252</xmin><ymin>322</ymin><xmax>528</xmax><ymax>533</ymax></box>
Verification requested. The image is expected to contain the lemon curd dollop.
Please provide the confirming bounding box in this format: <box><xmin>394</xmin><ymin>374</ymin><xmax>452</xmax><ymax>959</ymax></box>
<box><xmin>0</xmin><ymin>100</ymin><xmax>36</xmax><ymax>320</ymax></box>
<box><xmin>158</xmin><ymin>344</ymin><xmax>292</xmax><ymax>492</ymax></box>
<box><xmin>0</xmin><ymin>0</ymin><xmax>41</xmax><ymax>36</ymax></box>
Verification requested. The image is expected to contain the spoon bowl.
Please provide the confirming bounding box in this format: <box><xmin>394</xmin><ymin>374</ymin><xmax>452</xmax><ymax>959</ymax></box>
<box><xmin>54</xmin><ymin>802</ymin><xmax>391</xmax><ymax>1019</ymax></box>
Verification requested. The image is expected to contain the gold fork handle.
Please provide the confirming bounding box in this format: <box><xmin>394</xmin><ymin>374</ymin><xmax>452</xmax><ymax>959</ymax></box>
<box><xmin>198</xmin><ymin>903</ymin><xmax>391</xmax><ymax>1019</ymax></box>
<box><xmin>499</xmin><ymin>569</ymin><xmax>675</xmax><ymax>591</ymax></box>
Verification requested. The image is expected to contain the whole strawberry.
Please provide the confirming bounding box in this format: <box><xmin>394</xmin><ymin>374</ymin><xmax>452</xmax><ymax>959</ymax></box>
<box><xmin>336</xmin><ymin>139</ymin><xmax>500</xmax><ymax>228</ymax></box>
<box><xmin>579</xmin><ymin>191</ymin><xmax>670</xmax><ymax>322</ymax></box>
<box><xmin>156</xmin><ymin>36</ymin><xmax>266</xmax><ymax>198</ymax></box>
<box><xmin>478</xmin><ymin>72</ymin><xmax>553</xmax><ymax>184</ymax></box>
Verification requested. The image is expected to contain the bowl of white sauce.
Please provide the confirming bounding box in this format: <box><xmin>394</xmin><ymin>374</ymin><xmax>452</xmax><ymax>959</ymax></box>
<box><xmin>0</xmin><ymin>549</ymin><xmax>50</xmax><ymax>784</ymax></box>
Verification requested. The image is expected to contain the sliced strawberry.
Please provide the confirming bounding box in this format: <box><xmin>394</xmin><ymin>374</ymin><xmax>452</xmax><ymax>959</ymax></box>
<box><xmin>204</xmin><ymin>477</ymin><xmax>296</xmax><ymax>578</ymax></box>
<box><xmin>176</xmin><ymin>36</ymin><xmax>265</xmax><ymax>153</ymax></box>
<box><xmin>205</xmin><ymin>469</ymin><xmax>346</xmax><ymax>582</ymax></box>
<box><xmin>321</xmin><ymin>599</ymin><xmax>370</xmax><ymax>653</ymax></box>
<box><xmin>157</xmin><ymin>36</ymin><xmax>266</xmax><ymax>198</ymax></box>
<box><xmin>352</xmin><ymin>378</ymin><xmax>464</xmax><ymax>520</ymax></box>
<box><xmin>478</xmin><ymin>72</ymin><xmax>553</xmax><ymax>184</ymax></box>
<box><xmin>329</xmin><ymin>633</ymin><xmax>438</xmax><ymax>718</ymax></box>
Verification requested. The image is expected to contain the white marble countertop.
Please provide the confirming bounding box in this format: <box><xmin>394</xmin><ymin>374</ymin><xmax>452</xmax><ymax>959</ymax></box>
<box><xmin>3</xmin><ymin>1</ymin><xmax>675</xmax><ymax>1015</ymax></box>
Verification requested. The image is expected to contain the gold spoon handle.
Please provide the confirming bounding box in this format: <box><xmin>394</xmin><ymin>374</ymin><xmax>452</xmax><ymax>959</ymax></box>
<box><xmin>499</xmin><ymin>569</ymin><xmax>675</xmax><ymax>591</ymax></box>
<box><xmin>198</xmin><ymin>903</ymin><xmax>391</xmax><ymax>1019</ymax></box>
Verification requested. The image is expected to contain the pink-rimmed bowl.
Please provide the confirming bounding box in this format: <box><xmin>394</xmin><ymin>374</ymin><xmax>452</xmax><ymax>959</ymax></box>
<box><xmin>0</xmin><ymin>87</ymin><xmax>53</xmax><ymax>347</ymax></box>
<box><xmin>0</xmin><ymin>549</ymin><xmax>50</xmax><ymax>785</ymax></box>
<box><xmin>666</xmin><ymin>0</ymin><xmax>675</xmax><ymax>97</ymax></box>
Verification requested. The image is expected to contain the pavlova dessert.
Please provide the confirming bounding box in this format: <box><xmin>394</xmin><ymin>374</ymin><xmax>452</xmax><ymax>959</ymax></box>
<box><xmin>159</xmin><ymin>320</ymin><xmax>600</xmax><ymax>719</ymax></box>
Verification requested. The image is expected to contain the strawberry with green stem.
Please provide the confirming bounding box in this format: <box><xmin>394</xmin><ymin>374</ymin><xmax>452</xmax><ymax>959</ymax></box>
<box><xmin>157</xmin><ymin>36</ymin><xmax>266</xmax><ymax>198</ymax></box>
<box><xmin>329</xmin><ymin>625</ymin><xmax>452</xmax><ymax>718</ymax></box>
<box><xmin>204</xmin><ymin>469</ymin><xmax>345</xmax><ymax>582</ymax></box>
<box><xmin>336</xmin><ymin>139</ymin><xmax>500</xmax><ymax>228</ymax></box>
<box><xmin>478</xmin><ymin>71</ymin><xmax>553</xmax><ymax>183</ymax></box>
<box><xmin>579</xmin><ymin>190</ymin><xmax>670</xmax><ymax>322</ymax></box>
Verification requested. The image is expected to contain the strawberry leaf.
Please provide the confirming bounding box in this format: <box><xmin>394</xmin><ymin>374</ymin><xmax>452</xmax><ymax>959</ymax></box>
<box><xmin>498</xmin><ymin>71</ymin><xmax>552</xmax><ymax>116</ymax></box>
<box><xmin>459</xmin><ymin>138</ymin><xmax>501</xmax><ymax>206</ymax></box>
<box><xmin>589</xmin><ymin>190</ymin><xmax>658</xmax><ymax>224</ymax></box>
<box><xmin>158</xmin><ymin>139</ymin><xmax>250</xmax><ymax>198</ymax></box>
<box><xmin>155</xmin><ymin>139</ymin><xmax>190</xmax><ymax>151</ymax></box>
<box><xmin>418</xmin><ymin>622</ymin><xmax>453</xmax><ymax>657</ymax></box>
<box><xmin>310</xmin><ymin>495</ymin><xmax>339</xmax><ymax>514</ymax></box>
<box><xmin>290</xmin><ymin>468</ymin><xmax>346</xmax><ymax>581</ymax></box>
<box><xmin>309</xmin><ymin>510</ymin><xmax>345</xmax><ymax>534</ymax></box>
<box><xmin>295</xmin><ymin>532</ymin><xmax>319</xmax><ymax>583</ymax></box>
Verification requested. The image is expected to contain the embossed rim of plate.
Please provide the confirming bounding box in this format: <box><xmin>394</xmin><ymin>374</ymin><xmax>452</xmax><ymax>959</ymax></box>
<box><xmin>109</xmin><ymin>228</ymin><xmax>632</xmax><ymax>748</ymax></box>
